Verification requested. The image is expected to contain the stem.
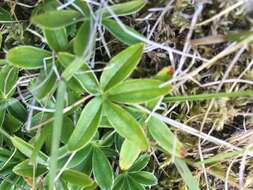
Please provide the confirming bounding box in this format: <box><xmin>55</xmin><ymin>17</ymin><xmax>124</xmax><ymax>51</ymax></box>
<box><xmin>49</xmin><ymin>80</ymin><xmax>66</xmax><ymax>190</ymax></box>
<box><xmin>164</xmin><ymin>90</ymin><xmax>253</xmax><ymax>103</ymax></box>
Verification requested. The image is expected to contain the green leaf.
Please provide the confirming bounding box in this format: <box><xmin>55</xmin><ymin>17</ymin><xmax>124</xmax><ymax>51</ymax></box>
<box><xmin>31</xmin><ymin>10</ymin><xmax>84</xmax><ymax>29</ymax></box>
<box><xmin>108</xmin><ymin>79</ymin><xmax>171</xmax><ymax>104</ymax></box>
<box><xmin>61</xmin><ymin>169</ymin><xmax>95</xmax><ymax>188</ymax></box>
<box><xmin>58</xmin><ymin>144</ymin><xmax>92</xmax><ymax>169</ymax></box>
<box><xmin>44</xmin><ymin>28</ymin><xmax>68</xmax><ymax>52</ymax></box>
<box><xmin>127</xmin><ymin>176</ymin><xmax>145</xmax><ymax>190</ymax></box>
<box><xmin>102</xmin><ymin>18</ymin><xmax>142</xmax><ymax>45</ymax></box>
<box><xmin>3</xmin><ymin>113</ymin><xmax>22</xmax><ymax>134</ymax></box>
<box><xmin>29</xmin><ymin>68</ymin><xmax>57</xmax><ymax>100</ymax></box>
<box><xmin>73</xmin><ymin>0</ymin><xmax>91</xmax><ymax>16</ymax></box>
<box><xmin>58</xmin><ymin>52</ymin><xmax>99</xmax><ymax>94</ymax></box>
<box><xmin>10</xmin><ymin>136</ymin><xmax>48</xmax><ymax>165</ymax></box>
<box><xmin>226</xmin><ymin>31</ymin><xmax>253</xmax><ymax>43</ymax></box>
<box><xmin>100</xmin><ymin>43</ymin><xmax>144</xmax><ymax>91</ymax></box>
<box><xmin>0</xmin><ymin>65</ymin><xmax>18</xmax><ymax>99</ymax></box>
<box><xmin>174</xmin><ymin>158</ymin><xmax>200</xmax><ymax>190</ymax></box>
<box><xmin>129</xmin><ymin>171</ymin><xmax>157</xmax><ymax>186</ymax></box>
<box><xmin>6</xmin><ymin>98</ymin><xmax>27</xmax><ymax>122</ymax></box>
<box><xmin>104</xmin><ymin>100</ymin><xmax>149</xmax><ymax>151</ymax></box>
<box><xmin>129</xmin><ymin>154</ymin><xmax>150</xmax><ymax>172</ymax></box>
<box><xmin>119</xmin><ymin>140</ymin><xmax>140</xmax><ymax>170</ymax></box>
<box><xmin>148</xmin><ymin>117</ymin><xmax>186</xmax><ymax>158</ymax></box>
<box><xmin>74</xmin><ymin>19</ymin><xmax>94</xmax><ymax>56</ymax></box>
<box><xmin>98</xmin><ymin>0</ymin><xmax>146</xmax><ymax>17</ymax></box>
<box><xmin>113</xmin><ymin>174</ymin><xmax>128</xmax><ymax>190</ymax></box>
<box><xmin>67</xmin><ymin>97</ymin><xmax>102</xmax><ymax>151</ymax></box>
<box><xmin>61</xmin><ymin>56</ymin><xmax>84</xmax><ymax>81</ymax></box>
<box><xmin>13</xmin><ymin>160</ymin><xmax>47</xmax><ymax>177</ymax></box>
<box><xmin>7</xmin><ymin>46</ymin><xmax>51</xmax><ymax>69</ymax></box>
<box><xmin>92</xmin><ymin>146</ymin><xmax>113</xmax><ymax>190</ymax></box>
<box><xmin>0</xmin><ymin>7</ymin><xmax>12</xmax><ymax>23</ymax></box>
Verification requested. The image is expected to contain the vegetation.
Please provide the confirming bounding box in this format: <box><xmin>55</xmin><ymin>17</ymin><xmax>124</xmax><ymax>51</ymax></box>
<box><xmin>0</xmin><ymin>0</ymin><xmax>253</xmax><ymax>189</ymax></box>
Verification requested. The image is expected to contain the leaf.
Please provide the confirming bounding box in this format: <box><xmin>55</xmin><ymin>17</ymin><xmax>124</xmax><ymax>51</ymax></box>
<box><xmin>74</xmin><ymin>19</ymin><xmax>94</xmax><ymax>56</ymax></box>
<box><xmin>7</xmin><ymin>46</ymin><xmax>51</xmax><ymax>69</ymax></box>
<box><xmin>92</xmin><ymin>146</ymin><xmax>113</xmax><ymax>190</ymax></box>
<box><xmin>104</xmin><ymin>100</ymin><xmax>149</xmax><ymax>151</ymax></box>
<box><xmin>61</xmin><ymin>169</ymin><xmax>95</xmax><ymax>188</ymax></box>
<box><xmin>100</xmin><ymin>43</ymin><xmax>144</xmax><ymax>91</ymax></box>
<box><xmin>58</xmin><ymin>52</ymin><xmax>99</xmax><ymax>94</ymax></box>
<box><xmin>13</xmin><ymin>160</ymin><xmax>47</xmax><ymax>177</ymax></box>
<box><xmin>31</xmin><ymin>10</ymin><xmax>84</xmax><ymax>29</ymax></box>
<box><xmin>98</xmin><ymin>0</ymin><xmax>146</xmax><ymax>17</ymax></box>
<box><xmin>58</xmin><ymin>144</ymin><xmax>92</xmax><ymax>169</ymax></box>
<box><xmin>102</xmin><ymin>18</ymin><xmax>143</xmax><ymax>45</ymax></box>
<box><xmin>10</xmin><ymin>136</ymin><xmax>48</xmax><ymax>165</ymax></box>
<box><xmin>0</xmin><ymin>7</ymin><xmax>12</xmax><ymax>23</ymax></box>
<box><xmin>3</xmin><ymin>113</ymin><xmax>22</xmax><ymax>134</ymax></box>
<box><xmin>6</xmin><ymin>98</ymin><xmax>27</xmax><ymax>122</ymax></box>
<box><xmin>112</xmin><ymin>174</ymin><xmax>127</xmax><ymax>190</ymax></box>
<box><xmin>127</xmin><ymin>176</ymin><xmax>145</xmax><ymax>190</ymax></box>
<box><xmin>43</xmin><ymin>28</ymin><xmax>68</xmax><ymax>52</ymax></box>
<box><xmin>29</xmin><ymin>67</ymin><xmax>57</xmax><ymax>100</ymax></box>
<box><xmin>0</xmin><ymin>65</ymin><xmax>18</xmax><ymax>99</ymax></box>
<box><xmin>129</xmin><ymin>171</ymin><xmax>157</xmax><ymax>186</ymax></box>
<box><xmin>67</xmin><ymin>97</ymin><xmax>102</xmax><ymax>151</ymax></box>
<box><xmin>129</xmin><ymin>154</ymin><xmax>150</xmax><ymax>172</ymax></box>
<box><xmin>73</xmin><ymin>0</ymin><xmax>91</xmax><ymax>16</ymax></box>
<box><xmin>61</xmin><ymin>56</ymin><xmax>84</xmax><ymax>81</ymax></box>
<box><xmin>119</xmin><ymin>140</ymin><xmax>141</xmax><ymax>170</ymax></box>
<box><xmin>148</xmin><ymin>117</ymin><xmax>186</xmax><ymax>158</ymax></box>
<box><xmin>107</xmin><ymin>79</ymin><xmax>171</xmax><ymax>104</ymax></box>
<box><xmin>226</xmin><ymin>31</ymin><xmax>253</xmax><ymax>43</ymax></box>
<box><xmin>174</xmin><ymin>158</ymin><xmax>200</xmax><ymax>190</ymax></box>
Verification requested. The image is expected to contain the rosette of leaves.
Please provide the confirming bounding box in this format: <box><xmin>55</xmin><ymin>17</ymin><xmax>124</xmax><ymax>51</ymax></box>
<box><xmin>0</xmin><ymin>0</ymin><xmax>195</xmax><ymax>189</ymax></box>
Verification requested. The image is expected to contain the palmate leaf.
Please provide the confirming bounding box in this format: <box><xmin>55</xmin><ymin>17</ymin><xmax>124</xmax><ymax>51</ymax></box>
<box><xmin>31</xmin><ymin>10</ymin><xmax>84</xmax><ymax>29</ymax></box>
<box><xmin>102</xmin><ymin>18</ymin><xmax>143</xmax><ymax>45</ymax></box>
<box><xmin>7</xmin><ymin>46</ymin><xmax>51</xmax><ymax>69</ymax></box>
<box><xmin>100</xmin><ymin>43</ymin><xmax>144</xmax><ymax>91</ymax></box>
<box><xmin>119</xmin><ymin>140</ymin><xmax>141</xmax><ymax>170</ymax></box>
<box><xmin>92</xmin><ymin>146</ymin><xmax>114</xmax><ymax>190</ymax></box>
<box><xmin>67</xmin><ymin>97</ymin><xmax>103</xmax><ymax>151</ymax></box>
<box><xmin>104</xmin><ymin>100</ymin><xmax>149</xmax><ymax>151</ymax></box>
<box><xmin>107</xmin><ymin>79</ymin><xmax>171</xmax><ymax>104</ymax></box>
<box><xmin>98</xmin><ymin>0</ymin><xmax>146</xmax><ymax>18</ymax></box>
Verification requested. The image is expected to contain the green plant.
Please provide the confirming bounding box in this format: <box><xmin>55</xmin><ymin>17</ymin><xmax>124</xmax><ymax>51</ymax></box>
<box><xmin>1</xmin><ymin>0</ymin><xmax>253</xmax><ymax>189</ymax></box>
<box><xmin>0</xmin><ymin>0</ymin><xmax>172</xmax><ymax>189</ymax></box>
